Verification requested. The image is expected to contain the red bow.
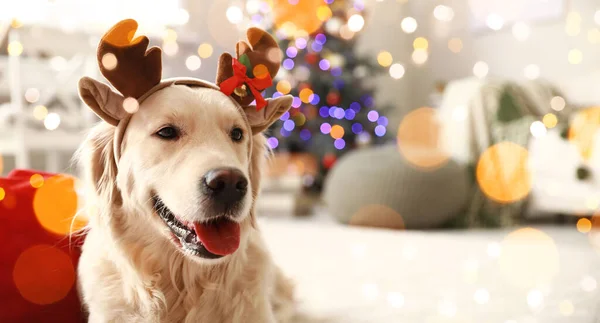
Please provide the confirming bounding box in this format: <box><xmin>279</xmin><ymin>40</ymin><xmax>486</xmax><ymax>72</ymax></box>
<box><xmin>219</xmin><ymin>58</ymin><xmax>273</xmax><ymax>110</ymax></box>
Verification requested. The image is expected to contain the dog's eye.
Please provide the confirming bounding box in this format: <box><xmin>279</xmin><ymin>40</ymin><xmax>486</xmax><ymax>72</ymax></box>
<box><xmin>156</xmin><ymin>126</ymin><xmax>179</xmax><ymax>140</ymax></box>
<box><xmin>230</xmin><ymin>127</ymin><xmax>244</xmax><ymax>142</ymax></box>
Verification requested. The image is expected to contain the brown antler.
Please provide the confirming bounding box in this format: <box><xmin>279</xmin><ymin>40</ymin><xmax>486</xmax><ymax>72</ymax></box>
<box><xmin>216</xmin><ymin>28</ymin><xmax>282</xmax><ymax>106</ymax></box>
<box><xmin>98</xmin><ymin>19</ymin><xmax>162</xmax><ymax>98</ymax></box>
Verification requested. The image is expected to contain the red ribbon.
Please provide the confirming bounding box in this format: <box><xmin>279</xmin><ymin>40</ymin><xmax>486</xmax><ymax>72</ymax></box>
<box><xmin>219</xmin><ymin>58</ymin><xmax>273</xmax><ymax>110</ymax></box>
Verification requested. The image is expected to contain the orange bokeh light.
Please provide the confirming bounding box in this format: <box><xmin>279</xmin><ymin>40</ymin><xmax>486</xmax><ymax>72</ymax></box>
<box><xmin>299</xmin><ymin>88</ymin><xmax>314</xmax><ymax>103</ymax></box>
<box><xmin>253</xmin><ymin>64</ymin><xmax>269</xmax><ymax>79</ymax></box>
<box><xmin>330</xmin><ymin>125</ymin><xmax>345</xmax><ymax>139</ymax></box>
<box><xmin>277</xmin><ymin>80</ymin><xmax>292</xmax><ymax>94</ymax></box>
<box><xmin>397</xmin><ymin>107</ymin><xmax>449</xmax><ymax>170</ymax></box>
<box><xmin>13</xmin><ymin>245</ymin><xmax>76</xmax><ymax>305</ymax></box>
<box><xmin>476</xmin><ymin>142</ymin><xmax>531</xmax><ymax>203</ymax></box>
<box><xmin>33</xmin><ymin>175</ymin><xmax>86</xmax><ymax>235</ymax></box>
<box><xmin>577</xmin><ymin>218</ymin><xmax>592</xmax><ymax>233</ymax></box>
<box><xmin>30</xmin><ymin>174</ymin><xmax>44</xmax><ymax>188</ymax></box>
<box><xmin>568</xmin><ymin>107</ymin><xmax>600</xmax><ymax>160</ymax></box>
<box><xmin>0</xmin><ymin>187</ymin><xmax>5</xmax><ymax>201</ymax></box>
<box><xmin>273</xmin><ymin>0</ymin><xmax>325</xmax><ymax>35</ymax></box>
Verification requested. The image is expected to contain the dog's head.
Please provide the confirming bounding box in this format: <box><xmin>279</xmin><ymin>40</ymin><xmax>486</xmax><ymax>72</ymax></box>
<box><xmin>78</xmin><ymin>20</ymin><xmax>291</xmax><ymax>263</ymax></box>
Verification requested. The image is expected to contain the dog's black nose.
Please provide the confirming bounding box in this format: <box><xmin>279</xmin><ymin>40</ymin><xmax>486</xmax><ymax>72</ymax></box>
<box><xmin>202</xmin><ymin>168</ymin><xmax>248</xmax><ymax>204</ymax></box>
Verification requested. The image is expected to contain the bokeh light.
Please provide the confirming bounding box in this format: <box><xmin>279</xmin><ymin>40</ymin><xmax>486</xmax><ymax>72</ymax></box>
<box><xmin>352</xmin><ymin>123</ymin><xmax>363</xmax><ymax>134</ymax></box>
<box><xmin>524</xmin><ymin>64</ymin><xmax>540</xmax><ymax>80</ymax></box>
<box><xmin>413</xmin><ymin>37</ymin><xmax>429</xmax><ymax>50</ymax></box>
<box><xmin>397</xmin><ymin>107</ymin><xmax>449</xmax><ymax>170</ymax></box>
<box><xmin>123</xmin><ymin>97</ymin><xmax>139</xmax><ymax>114</ymax></box>
<box><xmin>0</xmin><ymin>187</ymin><xmax>5</xmax><ymax>201</ymax></box>
<box><xmin>473</xmin><ymin>288</ymin><xmax>490</xmax><ymax>305</ymax></box>
<box><xmin>267</xmin><ymin>137</ymin><xmax>279</xmax><ymax>149</ymax></box>
<box><xmin>197</xmin><ymin>43</ymin><xmax>213</xmax><ymax>58</ymax></box>
<box><xmin>319</xmin><ymin>59</ymin><xmax>331</xmax><ymax>70</ymax></box>
<box><xmin>330</xmin><ymin>125</ymin><xmax>344</xmax><ymax>139</ymax></box>
<box><xmin>286</xmin><ymin>47</ymin><xmax>298</xmax><ymax>58</ymax></box>
<box><xmin>527</xmin><ymin>289</ymin><xmax>544</xmax><ymax>309</ymax></box>
<box><xmin>377</xmin><ymin>51</ymin><xmax>393</xmax><ymax>67</ymax></box>
<box><xmin>299</xmin><ymin>88</ymin><xmax>314</xmax><ymax>103</ymax></box>
<box><xmin>374</xmin><ymin>125</ymin><xmax>386</xmax><ymax>137</ymax></box>
<box><xmin>185</xmin><ymin>55</ymin><xmax>201</xmax><ymax>71</ymax></box>
<box><xmin>486</xmin><ymin>13</ymin><xmax>504</xmax><ymax>31</ymax></box>
<box><xmin>226</xmin><ymin>5</ymin><xmax>243</xmax><ymax>24</ymax></box>
<box><xmin>577</xmin><ymin>218</ymin><xmax>592</xmax><ymax>233</ymax></box>
<box><xmin>25</xmin><ymin>88</ymin><xmax>40</xmax><ymax>103</ymax></box>
<box><xmin>530</xmin><ymin>121</ymin><xmax>547</xmax><ymax>138</ymax></box>
<box><xmin>273</xmin><ymin>0</ymin><xmax>324</xmax><ymax>34</ymax></box>
<box><xmin>277</xmin><ymin>80</ymin><xmax>292</xmax><ymax>94</ymax></box>
<box><xmin>33</xmin><ymin>105</ymin><xmax>48</xmax><ymax>120</ymax></box>
<box><xmin>542</xmin><ymin>113</ymin><xmax>558</xmax><ymax>128</ymax></box>
<box><xmin>568</xmin><ymin>49</ymin><xmax>583</xmax><ymax>65</ymax></box>
<box><xmin>512</xmin><ymin>22</ymin><xmax>531</xmax><ymax>41</ymax></box>
<box><xmin>101</xmin><ymin>53</ymin><xmax>117</xmax><ymax>70</ymax></box>
<box><xmin>348</xmin><ymin>14</ymin><xmax>365</xmax><ymax>32</ymax></box>
<box><xmin>389</xmin><ymin>63</ymin><xmax>405</xmax><ymax>79</ymax></box>
<box><xmin>44</xmin><ymin>113</ymin><xmax>61</xmax><ymax>131</ymax></box>
<box><xmin>476</xmin><ymin>142</ymin><xmax>531</xmax><ymax>203</ymax></box>
<box><xmin>473</xmin><ymin>61</ymin><xmax>489</xmax><ymax>78</ymax></box>
<box><xmin>339</xmin><ymin>25</ymin><xmax>355</xmax><ymax>40</ymax></box>
<box><xmin>433</xmin><ymin>5</ymin><xmax>454</xmax><ymax>22</ymax></box>
<box><xmin>30</xmin><ymin>174</ymin><xmax>44</xmax><ymax>188</ymax></box>
<box><xmin>316</xmin><ymin>5</ymin><xmax>332</xmax><ymax>21</ymax></box>
<box><xmin>559</xmin><ymin>300</ymin><xmax>575</xmax><ymax>316</ymax></box>
<box><xmin>448</xmin><ymin>37</ymin><xmax>463</xmax><ymax>53</ymax></box>
<box><xmin>411</xmin><ymin>49</ymin><xmax>428</xmax><ymax>65</ymax></box>
<box><xmin>13</xmin><ymin>245</ymin><xmax>76</xmax><ymax>305</ymax></box>
<box><xmin>334</xmin><ymin>138</ymin><xmax>346</xmax><ymax>150</ymax></box>
<box><xmin>8</xmin><ymin>41</ymin><xmax>23</xmax><ymax>56</ymax></box>
<box><xmin>283</xmin><ymin>58</ymin><xmax>295</xmax><ymax>70</ymax></box>
<box><xmin>349</xmin><ymin>204</ymin><xmax>404</xmax><ymax>230</ymax></box>
<box><xmin>588</xmin><ymin>28</ymin><xmax>600</xmax><ymax>44</ymax></box>
<box><xmin>33</xmin><ymin>175</ymin><xmax>85</xmax><ymax>235</ymax></box>
<box><xmin>401</xmin><ymin>17</ymin><xmax>417</xmax><ymax>33</ymax></box>
<box><xmin>499</xmin><ymin>228</ymin><xmax>559</xmax><ymax>289</ymax></box>
<box><xmin>550</xmin><ymin>96</ymin><xmax>566</xmax><ymax>111</ymax></box>
<box><xmin>283</xmin><ymin>119</ymin><xmax>295</xmax><ymax>131</ymax></box>
<box><xmin>320</xmin><ymin>123</ymin><xmax>332</xmax><ymax>134</ymax></box>
<box><xmin>163</xmin><ymin>41</ymin><xmax>179</xmax><ymax>56</ymax></box>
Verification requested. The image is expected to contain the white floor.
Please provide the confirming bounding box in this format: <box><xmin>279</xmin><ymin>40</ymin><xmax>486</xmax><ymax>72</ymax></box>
<box><xmin>260</xmin><ymin>215</ymin><xmax>600</xmax><ymax>323</ymax></box>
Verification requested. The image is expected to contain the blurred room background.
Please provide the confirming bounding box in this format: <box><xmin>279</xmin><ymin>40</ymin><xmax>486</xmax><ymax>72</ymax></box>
<box><xmin>2</xmin><ymin>0</ymin><xmax>600</xmax><ymax>322</ymax></box>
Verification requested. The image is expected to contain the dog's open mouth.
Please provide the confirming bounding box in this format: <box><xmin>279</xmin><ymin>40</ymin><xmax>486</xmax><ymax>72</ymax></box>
<box><xmin>152</xmin><ymin>196</ymin><xmax>241</xmax><ymax>259</ymax></box>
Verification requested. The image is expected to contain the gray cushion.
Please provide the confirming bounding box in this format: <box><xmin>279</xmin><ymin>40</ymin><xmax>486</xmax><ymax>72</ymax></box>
<box><xmin>323</xmin><ymin>145</ymin><xmax>470</xmax><ymax>229</ymax></box>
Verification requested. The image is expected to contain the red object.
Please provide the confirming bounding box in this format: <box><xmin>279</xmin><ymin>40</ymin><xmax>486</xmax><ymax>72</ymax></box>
<box><xmin>193</xmin><ymin>219</ymin><xmax>240</xmax><ymax>256</ymax></box>
<box><xmin>322</xmin><ymin>153</ymin><xmax>337</xmax><ymax>169</ymax></box>
<box><xmin>0</xmin><ymin>169</ymin><xmax>86</xmax><ymax>323</ymax></box>
<box><xmin>305</xmin><ymin>53</ymin><xmax>318</xmax><ymax>65</ymax></box>
<box><xmin>326</xmin><ymin>91</ymin><xmax>340</xmax><ymax>105</ymax></box>
<box><xmin>219</xmin><ymin>58</ymin><xmax>273</xmax><ymax>110</ymax></box>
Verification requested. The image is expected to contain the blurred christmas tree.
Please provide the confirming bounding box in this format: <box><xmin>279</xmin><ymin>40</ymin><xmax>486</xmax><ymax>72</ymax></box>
<box><xmin>255</xmin><ymin>0</ymin><xmax>393</xmax><ymax>191</ymax></box>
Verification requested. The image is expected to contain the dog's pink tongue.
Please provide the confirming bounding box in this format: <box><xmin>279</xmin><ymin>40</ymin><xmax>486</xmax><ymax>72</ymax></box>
<box><xmin>193</xmin><ymin>219</ymin><xmax>240</xmax><ymax>256</ymax></box>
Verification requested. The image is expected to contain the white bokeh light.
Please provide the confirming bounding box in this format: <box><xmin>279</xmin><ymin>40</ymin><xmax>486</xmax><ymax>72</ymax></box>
<box><xmin>473</xmin><ymin>61</ymin><xmax>489</xmax><ymax>78</ymax></box>
<box><xmin>550</xmin><ymin>96</ymin><xmax>566</xmax><ymax>111</ymax></box>
<box><xmin>486</xmin><ymin>13</ymin><xmax>504</xmax><ymax>31</ymax></box>
<box><xmin>389</xmin><ymin>63</ymin><xmax>405</xmax><ymax>79</ymax></box>
<box><xmin>524</xmin><ymin>64</ymin><xmax>540</xmax><ymax>80</ymax></box>
<box><xmin>185</xmin><ymin>55</ymin><xmax>202</xmax><ymax>71</ymax></box>
<box><xmin>512</xmin><ymin>22</ymin><xmax>531</xmax><ymax>41</ymax></box>
<box><xmin>438</xmin><ymin>300</ymin><xmax>457</xmax><ymax>317</ymax></box>
<box><xmin>348</xmin><ymin>14</ymin><xmax>365</xmax><ymax>32</ymax></box>
<box><xmin>362</xmin><ymin>283</ymin><xmax>379</xmax><ymax>300</ymax></box>
<box><xmin>226</xmin><ymin>6</ymin><xmax>243</xmax><ymax>24</ymax></box>
<box><xmin>401</xmin><ymin>17</ymin><xmax>418</xmax><ymax>34</ymax></box>
<box><xmin>387</xmin><ymin>292</ymin><xmax>404</xmax><ymax>308</ymax></box>
<box><xmin>44</xmin><ymin>113</ymin><xmax>61</xmax><ymax>131</ymax></box>
<box><xmin>527</xmin><ymin>289</ymin><xmax>544</xmax><ymax>309</ymax></box>
<box><xmin>123</xmin><ymin>97</ymin><xmax>139</xmax><ymax>114</ymax></box>
<box><xmin>474</xmin><ymin>288</ymin><xmax>490</xmax><ymax>304</ymax></box>
<box><xmin>530</xmin><ymin>121</ymin><xmax>547</xmax><ymax>138</ymax></box>
<box><xmin>434</xmin><ymin>5</ymin><xmax>454</xmax><ymax>22</ymax></box>
<box><xmin>412</xmin><ymin>49</ymin><xmax>428</xmax><ymax>65</ymax></box>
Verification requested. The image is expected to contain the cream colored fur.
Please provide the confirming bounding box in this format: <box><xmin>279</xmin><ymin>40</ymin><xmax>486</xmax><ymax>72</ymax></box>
<box><xmin>76</xmin><ymin>85</ymin><xmax>294</xmax><ymax>323</ymax></box>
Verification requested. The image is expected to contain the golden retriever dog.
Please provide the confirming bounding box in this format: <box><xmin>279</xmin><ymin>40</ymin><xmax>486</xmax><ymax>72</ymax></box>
<box><xmin>75</xmin><ymin>19</ymin><xmax>295</xmax><ymax>323</ymax></box>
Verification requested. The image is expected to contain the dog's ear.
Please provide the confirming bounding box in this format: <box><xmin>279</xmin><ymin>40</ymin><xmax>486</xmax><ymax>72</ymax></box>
<box><xmin>78</xmin><ymin>77</ymin><xmax>126</xmax><ymax>126</ymax></box>
<box><xmin>243</xmin><ymin>95</ymin><xmax>293</xmax><ymax>134</ymax></box>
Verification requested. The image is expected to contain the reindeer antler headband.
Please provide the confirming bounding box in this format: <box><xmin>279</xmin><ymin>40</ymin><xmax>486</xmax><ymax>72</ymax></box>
<box><xmin>79</xmin><ymin>19</ymin><xmax>291</xmax><ymax>162</ymax></box>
